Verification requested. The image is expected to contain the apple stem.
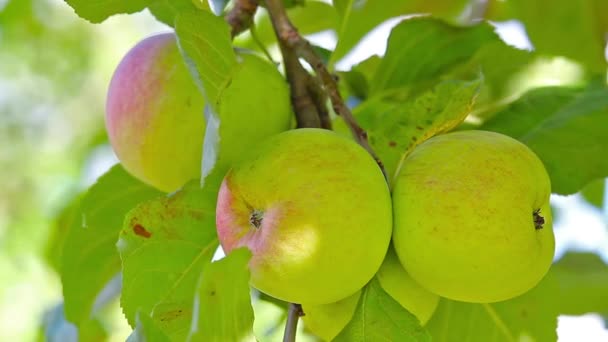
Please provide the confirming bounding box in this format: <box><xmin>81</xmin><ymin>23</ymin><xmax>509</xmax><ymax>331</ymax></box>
<box><xmin>283</xmin><ymin>303</ymin><xmax>304</xmax><ymax>342</ymax></box>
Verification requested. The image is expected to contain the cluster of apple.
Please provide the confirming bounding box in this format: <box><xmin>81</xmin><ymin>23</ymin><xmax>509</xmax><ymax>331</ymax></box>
<box><xmin>106</xmin><ymin>33</ymin><xmax>555</xmax><ymax>340</ymax></box>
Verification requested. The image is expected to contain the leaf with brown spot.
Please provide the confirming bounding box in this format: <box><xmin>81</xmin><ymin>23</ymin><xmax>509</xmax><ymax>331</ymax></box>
<box><xmin>351</xmin><ymin>79</ymin><xmax>480</xmax><ymax>186</ymax></box>
<box><xmin>127</xmin><ymin>310</ymin><xmax>171</xmax><ymax>342</ymax></box>
<box><xmin>132</xmin><ymin>224</ymin><xmax>152</xmax><ymax>238</ymax></box>
<box><xmin>118</xmin><ymin>171</ymin><xmax>224</xmax><ymax>340</ymax></box>
<box><xmin>61</xmin><ymin>165</ymin><xmax>162</xmax><ymax>326</ymax></box>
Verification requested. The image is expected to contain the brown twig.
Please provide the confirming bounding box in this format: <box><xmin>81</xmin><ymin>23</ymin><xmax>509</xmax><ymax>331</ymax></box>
<box><xmin>225</xmin><ymin>0</ymin><xmax>259</xmax><ymax>38</ymax></box>
<box><xmin>264</xmin><ymin>1</ymin><xmax>322</xmax><ymax>128</ymax></box>
<box><xmin>306</xmin><ymin>73</ymin><xmax>332</xmax><ymax>129</ymax></box>
<box><xmin>263</xmin><ymin>0</ymin><xmax>385</xmax><ymax>176</ymax></box>
<box><xmin>279</xmin><ymin>40</ymin><xmax>322</xmax><ymax>128</ymax></box>
<box><xmin>283</xmin><ymin>303</ymin><xmax>304</xmax><ymax>342</ymax></box>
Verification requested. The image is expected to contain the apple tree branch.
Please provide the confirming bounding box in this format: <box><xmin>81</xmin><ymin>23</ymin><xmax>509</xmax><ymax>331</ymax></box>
<box><xmin>263</xmin><ymin>0</ymin><xmax>385</xmax><ymax>175</ymax></box>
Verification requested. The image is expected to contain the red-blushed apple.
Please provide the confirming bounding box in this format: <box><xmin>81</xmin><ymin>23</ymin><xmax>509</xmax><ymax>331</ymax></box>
<box><xmin>106</xmin><ymin>33</ymin><xmax>205</xmax><ymax>192</ymax></box>
<box><xmin>216</xmin><ymin>128</ymin><xmax>392</xmax><ymax>305</ymax></box>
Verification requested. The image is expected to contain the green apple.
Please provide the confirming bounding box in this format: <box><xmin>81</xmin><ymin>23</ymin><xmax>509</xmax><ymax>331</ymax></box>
<box><xmin>209</xmin><ymin>50</ymin><xmax>293</xmax><ymax>177</ymax></box>
<box><xmin>106</xmin><ymin>34</ymin><xmax>292</xmax><ymax>192</ymax></box>
<box><xmin>216</xmin><ymin>128</ymin><xmax>392</xmax><ymax>305</ymax></box>
<box><xmin>376</xmin><ymin>247</ymin><xmax>439</xmax><ymax>324</ymax></box>
<box><xmin>302</xmin><ymin>291</ymin><xmax>360</xmax><ymax>341</ymax></box>
<box><xmin>392</xmin><ymin>130</ymin><xmax>554</xmax><ymax>303</ymax></box>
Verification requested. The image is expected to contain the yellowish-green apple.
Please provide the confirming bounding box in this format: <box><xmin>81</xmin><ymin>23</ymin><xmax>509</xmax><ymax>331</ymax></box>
<box><xmin>106</xmin><ymin>33</ymin><xmax>291</xmax><ymax>192</ymax></box>
<box><xmin>376</xmin><ymin>247</ymin><xmax>439</xmax><ymax>324</ymax></box>
<box><xmin>216</xmin><ymin>129</ymin><xmax>392</xmax><ymax>305</ymax></box>
<box><xmin>302</xmin><ymin>291</ymin><xmax>360</xmax><ymax>341</ymax></box>
<box><xmin>392</xmin><ymin>130</ymin><xmax>554</xmax><ymax>303</ymax></box>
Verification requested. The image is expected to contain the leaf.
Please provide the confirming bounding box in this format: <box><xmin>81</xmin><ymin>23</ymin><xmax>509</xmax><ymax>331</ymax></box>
<box><xmin>370</xmin><ymin>18</ymin><xmax>497</xmax><ymax>95</ymax></box>
<box><xmin>454</xmin><ymin>40</ymin><xmax>534</xmax><ymax>103</ymax></box>
<box><xmin>353</xmin><ymin>79</ymin><xmax>480</xmax><ymax>183</ymax></box>
<box><xmin>580</xmin><ymin>178</ymin><xmax>606</xmax><ymax>210</ymax></box>
<box><xmin>339</xmin><ymin>55</ymin><xmax>382</xmax><ymax>100</ymax></box>
<box><xmin>60</xmin><ymin>165</ymin><xmax>162</xmax><ymax>325</ymax></box>
<box><xmin>552</xmin><ymin>252</ymin><xmax>608</xmax><ymax>315</ymax></box>
<box><xmin>148</xmin><ymin>0</ymin><xmax>210</xmax><ymax>27</ymax></box>
<box><xmin>118</xmin><ymin>173</ymin><xmax>223</xmax><ymax>340</ymax></box>
<box><xmin>175</xmin><ymin>10</ymin><xmax>237</xmax><ymax>108</ymax></box>
<box><xmin>509</xmin><ymin>0</ymin><xmax>607</xmax><ymax>72</ymax></box>
<box><xmin>330</xmin><ymin>0</ymin><xmax>470</xmax><ymax>66</ymax></box>
<box><xmin>63</xmin><ymin>0</ymin><xmax>148</xmax><ymax>23</ymax></box>
<box><xmin>480</xmin><ymin>85</ymin><xmax>608</xmax><ymax>194</ymax></box>
<box><xmin>190</xmin><ymin>248</ymin><xmax>255</xmax><ymax>342</ymax></box>
<box><xmin>426</xmin><ymin>270</ymin><xmax>560</xmax><ymax>342</ymax></box>
<box><xmin>127</xmin><ymin>311</ymin><xmax>171</xmax><ymax>342</ymax></box>
<box><xmin>42</xmin><ymin>303</ymin><xmax>108</xmax><ymax>342</ymax></box>
<box><xmin>334</xmin><ymin>278</ymin><xmax>431</xmax><ymax>341</ymax></box>
<box><xmin>45</xmin><ymin>194</ymin><xmax>82</xmax><ymax>273</ymax></box>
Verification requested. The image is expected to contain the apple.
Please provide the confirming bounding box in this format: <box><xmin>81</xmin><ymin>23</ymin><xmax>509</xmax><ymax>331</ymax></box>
<box><xmin>392</xmin><ymin>130</ymin><xmax>554</xmax><ymax>303</ymax></box>
<box><xmin>106</xmin><ymin>33</ymin><xmax>292</xmax><ymax>192</ymax></box>
<box><xmin>106</xmin><ymin>33</ymin><xmax>206</xmax><ymax>192</ymax></box>
<box><xmin>376</xmin><ymin>247</ymin><xmax>439</xmax><ymax>324</ymax></box>
<box><xmin>302</xmin><ymin>291</ymin><xmax>360</xmax><ymax>341</ymax></box>
<box><xmin>216</xmin><ymin>128</ymin><xmax>392</xmax><ymax>305</ymax></box>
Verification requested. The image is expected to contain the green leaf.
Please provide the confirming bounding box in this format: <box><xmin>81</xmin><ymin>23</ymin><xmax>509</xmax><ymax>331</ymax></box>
<box><xmin>552</xmin><ymin>252</ymin><xmax>608</xmax><ymax>315</ymax></box>
<box><xmin>190</xmin><ymin>248</ymin><xmax>255</xmax><ymax>342</ymax></box>
<box><xmin>371</xmin><ymin>18</ymin><xmax>497</xmax><ymax>95</ymax></box>
<box><xmin>426</xmin><ymin>271</ymin><xmax>559</xmax><ymax>341</ymax></box>
<box><xmin>339</xmin><ymin>55</ymin><xmax>382</xmax><ymax>100</ymax></box>
<box><xmin>127</xmin><ymin>311</ymin><xmax>172</xmax><ymax>342</ymax></box>
<box><xmin>330</xmin><ymin>0</ymin><xmax>470</xmax><ymax>66</ymax></box>
<box><xmin>509</xmin><ymin>0</ymin><xmax>607</xmax><ymax>72</ymax></box>
<box><xmin>45</xmin><ymin>194</ymin><xmax>82</xmax><ymax>273</ymax></box>
<box><xmin>580</xmin><ymin>178</ymin><xmax>606</xmax><ymax>209</ymax></box>
<box><xmin>334</xmin><ymin>278</ymin><xmax>431</xmax><ymax>341</ymax></box>
<box><xmin>480</xmin><ymin>85</ymin><xmax>608</xmax><ymax>194</ymax></box>
<box><xmin>118</xmin><ymin>174</ymin><xmax>222</xmax><ymax>340</ymax></box>
<box><xmin>148</xmin><ymin>0</ymin><xmax>210</xmax><ymax>27</ymax></box>
<box><xmin>175</xmin><ymin>10</ymin><xmax>237</xmax><ymax>108</ymax></box>
<box><xmin>353</xmin><ymin>79</ymin><xmax>480</xmax><ymax>183</ymax></box>
<box><xmin>42</xmin><ymin>303</ymin><xmax>109</xmax><ymax>342</ymax></box>
<box><xmin>63</xmin><ymin>0</ymin><xmax>148</xmax><ymax>23</ymax></box>
<box><xmin>60</xmin><ymin>165</ymin><xmax>162</xmax><ymax>325</ymax></box>
<box><xmin>454</xmin><ymin>40</ymin><xmax>533</xmax><ymax>103</ymax></box>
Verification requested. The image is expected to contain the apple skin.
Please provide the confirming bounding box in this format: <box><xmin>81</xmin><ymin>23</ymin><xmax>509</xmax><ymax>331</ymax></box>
<box><xmin>392</xmin><ymin>130</ymin><xmax>554</xmax><ymax>303</ymax></box>
<box><xmin>302</xmin><ymin>291</ymin><xmax>360</xmax><ymax>341</ymax></box>
<box><xmin>376</xmin><ymin>247</ymin><xmax>439</xmax><ymax>324</ymax></box>
<box><xmin>216</xmin><ymin>128</ymin><xmax>392</xmax><ymax>305</ymax></box>
<box><xmin>106</xmin><ymin>33</ymin><xmax>206</xmax><ymax>192</ymax></box>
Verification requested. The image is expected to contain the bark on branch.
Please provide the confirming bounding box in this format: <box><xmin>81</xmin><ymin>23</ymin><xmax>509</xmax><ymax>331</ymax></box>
<box><xmin>225</xmin><ymin>0</ymin><xmax>259</xmax><ymax>38</ymax></box>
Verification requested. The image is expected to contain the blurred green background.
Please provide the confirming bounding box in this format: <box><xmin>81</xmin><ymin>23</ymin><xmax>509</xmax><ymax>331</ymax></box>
<box><xmin>0</xmin><ymin>0</ymin><xmax>607</xmax><ymax>341</ymax></box>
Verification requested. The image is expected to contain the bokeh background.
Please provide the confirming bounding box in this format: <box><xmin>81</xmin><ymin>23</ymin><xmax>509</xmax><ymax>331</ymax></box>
<box><xmin>0</xmin><ymin>0</ymin><xmax>607</xmax><ymax>340</ymax></box>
